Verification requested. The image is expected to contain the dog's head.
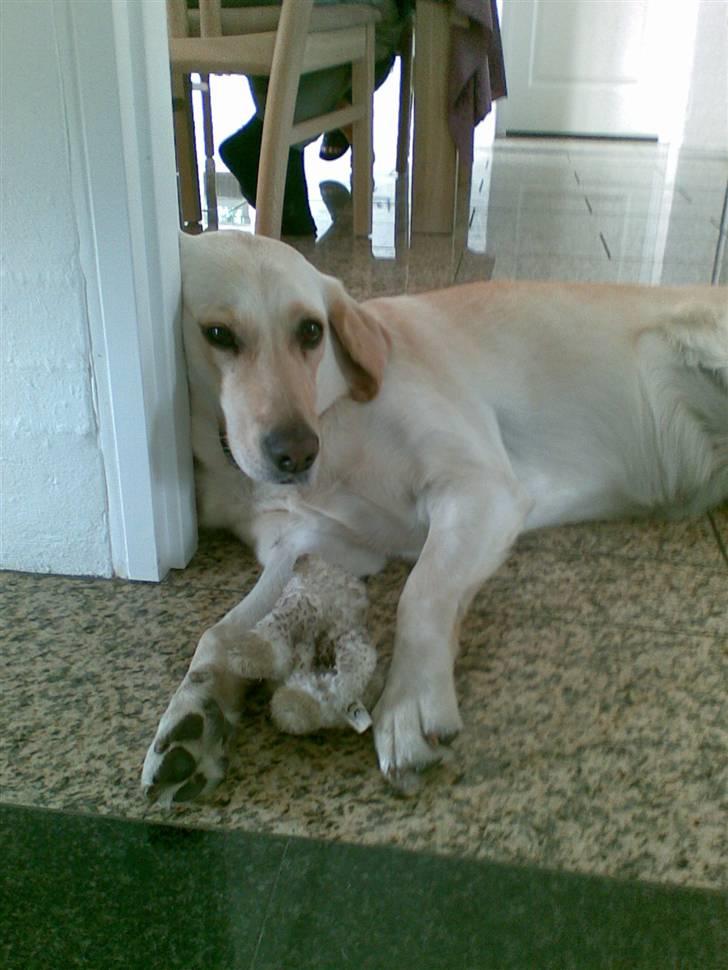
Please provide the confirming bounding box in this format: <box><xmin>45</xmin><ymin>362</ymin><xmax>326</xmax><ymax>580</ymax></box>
<box><xmin>180</xmin><ymin>230</ymin><xmax>390</xmax><ymax>484</ymax></box>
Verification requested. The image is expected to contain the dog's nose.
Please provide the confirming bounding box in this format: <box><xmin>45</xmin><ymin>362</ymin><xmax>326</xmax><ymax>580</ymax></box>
<box><xmin>262</xmin><ymin>425</ymin><xmax>319</xmax><ymax>477</ymax></box>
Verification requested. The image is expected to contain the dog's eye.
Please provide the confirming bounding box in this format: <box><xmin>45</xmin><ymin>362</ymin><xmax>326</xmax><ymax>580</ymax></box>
<box><xmin>202</xmin><ymin>325</ymin><xmax>239</xmax><ymax>352</ymax></box>
<box><xmin>298</xmin><ymin>319</ymin><xmax>324</xmax><ymax>350</ymax></box>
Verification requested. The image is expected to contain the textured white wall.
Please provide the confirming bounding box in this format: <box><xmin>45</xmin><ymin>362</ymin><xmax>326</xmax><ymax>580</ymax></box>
<box><xmin>1</xmin><ymin>1</ymin><xmax>112</xmax><ymax>576</ymax></box>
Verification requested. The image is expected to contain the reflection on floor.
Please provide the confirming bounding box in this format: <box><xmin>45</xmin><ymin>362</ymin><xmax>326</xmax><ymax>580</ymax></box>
<box><xmin>218</xmin><ymin>136</ymin><xmax>728</xmax><ymax>292</ymax></box>
<box><xmin>2</xmin><ymin>137</ymin><xmax>727</xmax><ymax>967</ymax></box>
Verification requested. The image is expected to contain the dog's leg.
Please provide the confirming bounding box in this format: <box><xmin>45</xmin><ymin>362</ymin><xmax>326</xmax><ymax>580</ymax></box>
<box><xmin>374</xmin><ymin>468</ymin><xmax>531</xmax><ymax>787</ymax></box>
<box><xmin>141</xmin><ymin>546</ymin><xmax>296</xmax><ymax>806</ymax></box>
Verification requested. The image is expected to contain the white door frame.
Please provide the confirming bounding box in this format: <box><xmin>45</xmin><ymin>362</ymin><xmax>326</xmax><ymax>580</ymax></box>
<box><xmin>56</xmin><ymin>0</ymin><xmax>197</xmax><ymax>581</ymax></box>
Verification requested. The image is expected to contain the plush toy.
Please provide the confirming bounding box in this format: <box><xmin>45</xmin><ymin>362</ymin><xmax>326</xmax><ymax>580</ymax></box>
<box><xmin>236</xmin><ymin>556</ymin><xmax>384</xmax><ymax>736</ymax></box>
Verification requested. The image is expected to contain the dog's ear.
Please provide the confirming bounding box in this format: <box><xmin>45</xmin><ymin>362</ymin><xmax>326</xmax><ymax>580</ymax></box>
<box><xmin>325</xmin><ymin>278</ymin><xmax>391</xmax><ymax>402</ymax></box>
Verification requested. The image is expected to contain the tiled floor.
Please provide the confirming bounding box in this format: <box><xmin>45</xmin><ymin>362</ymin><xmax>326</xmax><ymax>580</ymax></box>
<box><xmin>216</xmin><ymin>125</ymin><xmax>728</xmax><ymax>293</ymax></box>
<box><xmin>4</xmin><ymin>805</ymin><xmax>726</xmax><ymax>970</ymax></box>
<box><xmin>2</xmin><ymin>121</ymin><xmax>727</xmax><ymax>966</ymax></box>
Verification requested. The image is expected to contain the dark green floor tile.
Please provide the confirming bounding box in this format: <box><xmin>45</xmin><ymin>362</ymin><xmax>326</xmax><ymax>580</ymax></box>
<box><xmin>254</xmin><ymin>838</ymin><xmax>727</xmax><ymax>970</ymax></box>
<box><xmin>2</xmin><ymin>803</ymin><xmax>725</xmax><ymax>970</ymax></box>
<box><xmin>1</xmin><ymin>803</ymin><xmax>286</xmax><ymax>970</ymax></box>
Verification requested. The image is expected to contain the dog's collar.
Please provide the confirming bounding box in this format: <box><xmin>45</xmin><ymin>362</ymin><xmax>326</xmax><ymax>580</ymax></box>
<box><xmin>219</xmin><ymin>430</ymin><xmax>237</xmax><ymax>467</ymax></box>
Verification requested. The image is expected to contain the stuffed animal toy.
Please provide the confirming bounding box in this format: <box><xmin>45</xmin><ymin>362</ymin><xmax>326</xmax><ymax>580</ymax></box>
<box><xmin>237</xmin><ymin>556</ymin><xmax>384</xmax><ymax>736</ymax></box>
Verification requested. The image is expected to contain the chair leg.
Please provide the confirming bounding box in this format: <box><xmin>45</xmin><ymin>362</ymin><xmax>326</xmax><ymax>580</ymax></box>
<box><xmin>256</xmin><ymin>0</ymin><xmax>314</xmax><ymax>238</ymax></box>
<box><xmin>396</xmin><ymin>22</ymin><xmax>413</xmax><ymax>176</ymax></box>
<box><xmin>351</xmin><ymin>22</ymin><xmax>374</xmax><ymax>237</ymax></box>
<box><xmin>171</xmin><ymin>72</ymin><xmax>202</xmax><ymax>231</ymax></box>
<box><xmin>199</xmin><ymin>74</ymin><xmax>218</xmax><ymax>231</ymax></box>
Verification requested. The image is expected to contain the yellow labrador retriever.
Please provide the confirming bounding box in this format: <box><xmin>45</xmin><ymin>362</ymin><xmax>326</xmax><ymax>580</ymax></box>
<box><xmin>142</xmin><ymin>229</ymin><xmax>727</xmax><ymax>804</ymax></box>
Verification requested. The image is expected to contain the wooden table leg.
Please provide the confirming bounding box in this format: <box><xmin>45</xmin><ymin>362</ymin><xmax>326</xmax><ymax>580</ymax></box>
<box><xmin>411</xmin><ymin>0</ymin><xmax>458</xmax><ymax>234</ymax></box>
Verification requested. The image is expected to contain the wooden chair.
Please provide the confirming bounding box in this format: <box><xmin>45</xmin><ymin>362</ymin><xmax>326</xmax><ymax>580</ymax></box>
<box><xmin>166</xmin><ymin>0</ymin><xmax>377</xmax><ymax>237</ymax></box>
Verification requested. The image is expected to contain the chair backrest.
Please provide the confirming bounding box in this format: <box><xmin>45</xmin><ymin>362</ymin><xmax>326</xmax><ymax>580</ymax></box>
<box><xmin>198</xmin><ymin>0</ymin><xmax>222</xmax><ymax>36</ymax></box>
<box><xmin>166</xmin><ymin>1</ymin><xmax>223</xmax><ymax>38</ymax></box>
<box><xmin>168</xmin><ymin>1</ymin><xmax>375</xmax><ymax>40</ymax></box>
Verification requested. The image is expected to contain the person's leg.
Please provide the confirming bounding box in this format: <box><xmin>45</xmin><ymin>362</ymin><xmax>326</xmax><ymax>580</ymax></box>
<box><xmin>221</xmin><ymin>64</ymin><xmax>352</xmax><ymax>236</ymax></box>
<box><xmin>218</xmin><ymin>0</ymin><xmax>404</xmax><ymax>234</ymax></box>
<box><xmin>319</xmin><ymin>51</ymin><xmax>396</xmax><ymax>161</ymax></box>
<box><xmin>219</xmin><ymin>112</ymin><xmax>316</xmax><ymax>236</ymax></box>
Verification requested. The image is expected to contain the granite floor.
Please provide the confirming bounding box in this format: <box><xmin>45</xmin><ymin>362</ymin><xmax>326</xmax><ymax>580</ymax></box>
<box><xmin>3</xmin><ymin>804</ymin><xmax>726</xmax><ymax>970</ymax></box>
<box><xmin>2</xmin><ymin>124</ymin><xmax>728</xmax><ymax>966</ymax></box>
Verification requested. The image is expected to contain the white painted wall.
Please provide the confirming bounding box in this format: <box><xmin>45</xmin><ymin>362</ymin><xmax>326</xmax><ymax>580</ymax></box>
<box><xmin>1</xmin><ymin>0</ymin><xmax>112</xmax><ymax>576</ymax></box>
<box><xmin>1</xmin><ymin>0</ymin><xmax>197</xmax><ymax>581</ymax></box>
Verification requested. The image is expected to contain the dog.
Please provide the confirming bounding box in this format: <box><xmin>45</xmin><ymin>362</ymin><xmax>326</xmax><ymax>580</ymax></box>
<box><xmin>142</xmin><ymin>229</ymin><xmax>727</xmax><ymax>805</ymax></box>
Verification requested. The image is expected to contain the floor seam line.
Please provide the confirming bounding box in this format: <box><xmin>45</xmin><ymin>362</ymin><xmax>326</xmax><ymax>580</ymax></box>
<box><xmin>249</xmin><ymin>836</ymin><xmax>291</xmax><ymax>970</ymax></box>
<box><xmin>454</xmin><ymin>247</ymin><xmax>465</xmax><ymax>283</ymax></box>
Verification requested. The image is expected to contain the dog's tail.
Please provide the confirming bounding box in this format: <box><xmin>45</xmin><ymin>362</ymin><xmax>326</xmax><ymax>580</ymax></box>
<box><xmin>655</xmin><ymin>301</ymin><xmax>728</xmax><ymax>388</ymax></box>
<box><xmin>639</xmin><ymin>299</ymin><xmax>728</xmax><ymax>515</ymax></box>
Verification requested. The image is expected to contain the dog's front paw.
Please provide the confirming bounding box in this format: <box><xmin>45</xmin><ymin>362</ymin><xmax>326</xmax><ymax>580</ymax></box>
<box><xmin>141</xmin><ymin>672</ymin><xmax>237</xmax><ymax>807</ymax></box>
<box><xmin>373</xmin><ymin>670</ymin><xmax>462</xmax><ymax>793</ymax></box>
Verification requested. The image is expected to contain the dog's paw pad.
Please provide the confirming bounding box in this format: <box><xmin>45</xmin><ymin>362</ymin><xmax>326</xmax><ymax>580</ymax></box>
<box><xmin>152</xmin><ymin>745</ymin><xmax>197</xmax><ymax>785</ymax></box>
<box><xmin>142</xmin><ymin>689</ymin><xmax>236</xmax><ymax>807</ymax></box>
<box><xmin>172</xmin><ymin>772</ymin><xmax>208</xmax><ymax>803</ymax></box>
<box><xmin>154</xmin><ymin>713</ymin><xmax>204</xmax><ymax>753</ymax></box>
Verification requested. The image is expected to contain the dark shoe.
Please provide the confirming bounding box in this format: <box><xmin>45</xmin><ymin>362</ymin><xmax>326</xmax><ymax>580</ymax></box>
<box><xmin>319</xmin><ymin>129</ymin><xmax>350</xmax><ymax>161</ymax></box>
<box><xmin>320</xmin><ymin>180</ymin><xmax>352</xmax><ymax>220</ymax></box>
<box><xmin>219</xmin><ymin>117</ymin><xmax>316</xmax><ymax>237</ymax></box>
<box><xmin>314</xmin><ymin>181</ymin><xmax>353</xmax><ymax>247</ymax></box>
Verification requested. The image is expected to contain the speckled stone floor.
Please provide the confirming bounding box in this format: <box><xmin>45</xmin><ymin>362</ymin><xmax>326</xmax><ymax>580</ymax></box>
<box><xmin>2</xmin><ymin>136</ymin><xmax>727</xmax><ymax>945</ymax></box>
<box><xmin>3</xmin><ymin>505</ymin><xmax>727</xmax><ymax>892</ymax></box>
